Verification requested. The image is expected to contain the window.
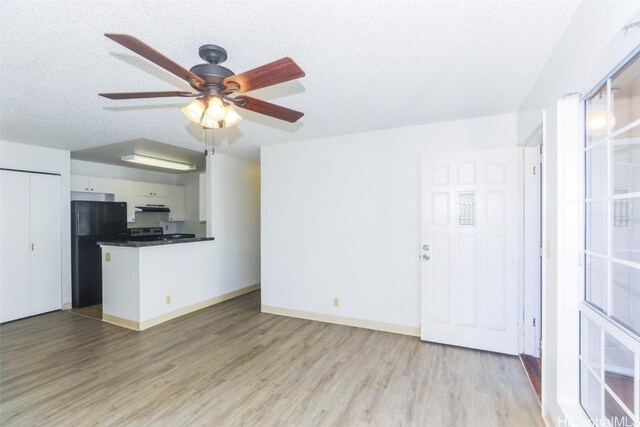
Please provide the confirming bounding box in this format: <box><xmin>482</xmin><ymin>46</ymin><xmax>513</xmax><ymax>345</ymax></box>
<box><xmin>581</xmin><ymin>52</ymin><xmax>640</xmax><ymax>426</ymax></box>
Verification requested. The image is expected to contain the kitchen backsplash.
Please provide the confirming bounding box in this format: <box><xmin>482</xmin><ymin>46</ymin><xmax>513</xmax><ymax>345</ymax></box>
<box><xmin>129</xmin><ymin>212</ymin><xmax>179</xmax><ymax>233</ymax></box>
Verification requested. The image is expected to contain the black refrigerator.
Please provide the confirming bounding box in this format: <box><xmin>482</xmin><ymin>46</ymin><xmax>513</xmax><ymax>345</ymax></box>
<box><xmin>71</xmin><ymin>201</ymin><xmax>127</xmax><ymax>308</ymax></box>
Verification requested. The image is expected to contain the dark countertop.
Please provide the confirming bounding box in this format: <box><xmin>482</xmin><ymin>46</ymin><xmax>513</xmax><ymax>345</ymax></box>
<box><xmin>98</xmin><ymin>237</ymin><xmax>215</xmax><ymax>248</ymax></box>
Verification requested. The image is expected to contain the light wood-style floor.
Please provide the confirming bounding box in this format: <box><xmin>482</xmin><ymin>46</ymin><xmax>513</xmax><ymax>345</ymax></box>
<box><xmin>70</xmin><ymin>304</ymin><xmax>102</xmax><ymax>320</ymax></box>
<box><xmin>1</xmin><ymin>291</ymin><xmax>543</xmax><ymax>426</ymax></box>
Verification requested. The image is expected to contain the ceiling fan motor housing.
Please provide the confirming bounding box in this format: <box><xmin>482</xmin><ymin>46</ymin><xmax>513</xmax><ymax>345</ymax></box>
<box><xmin>189</xmin><ymin>45</ymin><xmax>234</xmax><ymax>93</ymax></box>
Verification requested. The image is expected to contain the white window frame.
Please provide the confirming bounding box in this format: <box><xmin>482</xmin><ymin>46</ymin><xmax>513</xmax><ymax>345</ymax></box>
<box><xmin>579</xmin><ymin>53</ymin><xmax>640</xmax><ymax>425</ymax></box>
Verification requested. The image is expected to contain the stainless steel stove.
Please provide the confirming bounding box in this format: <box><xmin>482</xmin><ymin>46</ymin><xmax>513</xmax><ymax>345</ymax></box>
<box><xmin>127</xmin><ymin>227</ymin><xmax>195</xmax><ymax>241</ymax></box>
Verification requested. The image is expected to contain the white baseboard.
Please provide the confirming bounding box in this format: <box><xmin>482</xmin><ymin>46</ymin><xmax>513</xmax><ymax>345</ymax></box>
<box><xmin>104</xmin><ymin>283</ymin><xmax>261</xmax><ymax>331</ymax></box>
<box><xmin>103</xmin><ymin>313</ymin><xmax>139</xmax><ymax>330</ymax></box>
<box><xmin>261</xmin><ymin>305</ymin><xmax>420</xmax><ymax>337</ymax></box>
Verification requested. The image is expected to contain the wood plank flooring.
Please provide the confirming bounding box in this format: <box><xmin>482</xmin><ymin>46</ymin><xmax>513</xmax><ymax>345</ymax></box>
<box><xmin>520</xmin><ymin>353</ymin><xmax>542</xmax><ymax>404</ymax></box>
<box><xmin>1</xmin><ymin>291</ymin><xmax>543</xmax><ymax>426</ymax></box>
<box><xmin>70</xmin><ymin>304</ymin><xmax>102</xmax><ymax>320</ymax></box>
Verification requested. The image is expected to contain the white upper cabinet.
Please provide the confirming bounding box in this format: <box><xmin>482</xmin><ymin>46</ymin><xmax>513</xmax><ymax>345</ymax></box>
<box><xmin>70</xmin><ymin>175</ymin><xmax>90</xmax><ymax>192</ymax></box>
<box><xmin>70</xmin><ymin>174</ymin><xmax>185</xmax><ymax>223</ymax></box>
<box><xmin>90</xmin><ymin>177</ymin><xmax>119</xmax><ymax>194</ymax></box>
<box><xmin>167</xmin><ymin>185</ymin><xmax>186</xmax><ymax>222</ymax></box>
<box><xmin>134</xmin><ymin>182</ymin><xmax>169</xmax><ymax>198</ymax></box>
<box><xmin>70</xmin><ymin>175</ymin><xmax>120</xmax><ymax>194</ymax></box>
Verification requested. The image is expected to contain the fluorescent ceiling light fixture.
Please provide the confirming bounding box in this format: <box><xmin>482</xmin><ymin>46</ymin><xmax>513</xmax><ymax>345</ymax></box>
<box><xmin>121</xmin><ymin>154</ymin><xmax>196</xmax><ymax>171</ymax></box>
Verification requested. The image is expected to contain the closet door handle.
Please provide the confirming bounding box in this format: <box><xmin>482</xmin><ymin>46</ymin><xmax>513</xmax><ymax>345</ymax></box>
<box><xmin>31</xmin><ymin>243</ymin><xmax>34</xmax><ymax>251</ymax></box>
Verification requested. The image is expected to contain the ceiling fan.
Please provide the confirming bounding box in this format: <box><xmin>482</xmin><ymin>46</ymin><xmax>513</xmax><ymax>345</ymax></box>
<box><xmin>99</xmin><ymin>33</ymin><xmax>305</xmax><ymax>129</ymax></box>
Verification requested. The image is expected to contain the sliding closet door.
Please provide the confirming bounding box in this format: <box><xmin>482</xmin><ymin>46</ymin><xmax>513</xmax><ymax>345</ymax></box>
<box><xmin>29</xmin><ymin>173</ymin><xmax>61</xmax><ymax>315</ymax></box>
<box><xmin>0</xmin><ymin>170</ymin><xmax>31</xmax><ymax>322</ymax></box>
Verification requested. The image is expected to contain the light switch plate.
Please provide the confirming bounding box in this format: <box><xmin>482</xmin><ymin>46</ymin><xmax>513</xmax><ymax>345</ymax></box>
<box><xmin>105</xmin><ymin>252</ymin><xmax>111</xmax><ymax>262</ymax></box>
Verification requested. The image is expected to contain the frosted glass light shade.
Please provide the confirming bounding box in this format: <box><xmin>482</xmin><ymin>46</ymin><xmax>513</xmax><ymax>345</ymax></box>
<box><xmin>223</xmin><ymin>105</ymin><xmax>242</xmax><ymax>127</ymax></box>
<box><xmin>181</xmin><ymin>99</ymin><xmax>206</xmax><ymax>123</ymax></box>
<box><xmin>201</xmin><ymin>115</ymin><xmax>221</xmax><ymax>129</ymax></box>
<box><xmin>204</xmin><ymin>97</ymin><xmax>227</xmax><ymax>121</ymax></box>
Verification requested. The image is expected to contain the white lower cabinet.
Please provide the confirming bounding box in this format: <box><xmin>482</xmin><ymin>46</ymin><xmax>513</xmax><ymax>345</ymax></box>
<box><xmin>0</xmin><ymin>170</ymin><xmax>61</xmax><ymax>323</ymax></box>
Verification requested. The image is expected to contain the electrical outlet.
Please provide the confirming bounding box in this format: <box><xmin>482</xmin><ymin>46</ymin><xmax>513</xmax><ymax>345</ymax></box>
<box><xmin>165</xmin><ymin>295</ymin><xmax>171</xmax><ymax>304</ymax></box>
<box><xmin>105</xmin><ymin>252</ymin><xmax>111</xmax><ymax>262</ymax></box>
<box><xmin>333</xmin><ymin>297</ymin><xmax>339</xmax><ymax>307</ymax></box>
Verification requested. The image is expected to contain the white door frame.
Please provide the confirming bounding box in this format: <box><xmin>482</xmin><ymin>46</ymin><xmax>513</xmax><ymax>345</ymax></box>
<box><xmin>522</xmin><ymin>123</ymin><xmax>544</xmax><ymax>357</ymax></box>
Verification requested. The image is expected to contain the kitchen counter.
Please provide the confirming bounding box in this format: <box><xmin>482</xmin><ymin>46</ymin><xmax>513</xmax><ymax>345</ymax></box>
<box><xmin>99</xmin><ymin>237</ymin><xmax>215</xmax><ymax>248</ymax></box>
<box><xmin>99</xmin><ymin>238</ymin><xmax>223</xmax><ymax>331</ymax></box>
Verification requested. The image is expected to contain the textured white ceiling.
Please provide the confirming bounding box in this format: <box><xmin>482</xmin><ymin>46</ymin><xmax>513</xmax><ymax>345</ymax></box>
<box><xmin>0</xmin><ymin>0</ymin><xmax>582</xmax><ymax>162</ymax></box>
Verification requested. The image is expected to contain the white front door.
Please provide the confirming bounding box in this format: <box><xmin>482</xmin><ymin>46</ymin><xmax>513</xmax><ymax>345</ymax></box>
<box><xmin>420</xmin><ymin>148</ymin><xmax>521</xmax><ymax>355</ymax></box>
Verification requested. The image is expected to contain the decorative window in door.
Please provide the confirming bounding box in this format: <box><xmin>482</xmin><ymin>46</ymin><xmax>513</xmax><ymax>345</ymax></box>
<box><xmin>581</xmin><ymin>51</ymin><xmax>640</xmax><ymax>425</ymax></box>
<box><xmin>457</xmin><ymin>192</ymin><xmax>476</xmax><ymax>227</ymax></box>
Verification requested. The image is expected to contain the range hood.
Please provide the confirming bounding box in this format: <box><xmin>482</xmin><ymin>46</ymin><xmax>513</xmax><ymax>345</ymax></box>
<box><xmin>135</xmin><ymin>204</ymin><xmax>170</xmax><ymax>213</ymax></box>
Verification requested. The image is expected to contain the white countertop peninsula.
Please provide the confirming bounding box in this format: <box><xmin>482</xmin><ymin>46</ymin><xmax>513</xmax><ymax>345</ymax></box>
<box><xmin>99</xmin><ymin>238</ymin><xmax>233</xmax><ymax>330</ymax></box>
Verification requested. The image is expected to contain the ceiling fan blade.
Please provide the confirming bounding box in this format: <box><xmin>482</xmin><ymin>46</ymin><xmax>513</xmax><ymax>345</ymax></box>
<box><xmin>105</xmin><ymin>33</ymin><xmax>205</xmax><ymax>86</ymax></box>
<box><xmin>224</xmin><ymin>58</ymin><xmax>305</xmax><ymax>93</ymax></box>
<box><xmin>232</xmin><ymin>96</ymin><xmax>304</xmax><ymax>123</ymax></box>
<box><xmin>99</xmin><ymin>91</ymin><xmax>197</xmax><ymax>100</ymax></box>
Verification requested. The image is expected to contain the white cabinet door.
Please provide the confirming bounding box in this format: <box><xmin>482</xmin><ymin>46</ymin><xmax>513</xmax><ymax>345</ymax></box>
<box><xmin>420</xmin><ymin>148</ymin><xmax>521</xmax><ymax>355</ymax></box>
<box><xmin>199</xmin><ymin>173</ymin><xmax>206</xmax><ymax>222</ymax></box>
<box><xmin>113</xmin><ymin>179</ymin><xmax>136</xmax><ymax>223</ymax></box>
<box><xmin>29</xmin><ymin>174</ymin><xmax>61</xmax><ymax>315</ymax></box>
<box><xmin>70</xmin><ymin>175</ymin><xmax>90</xmax><ymax>192</ymax></box>
<box><xmin>70</xmin><ymin>175</ymin><xmax>117</xmax><ymax>194</ymax></box>
<box><xmin>0</xmin><ymin>170</ymin><xmax>31</xmax><ymax>322</ymax></box>
<box><xmin>90</xmin><ymin>176</ymin><xmax>117</xmax><ymax>194</ymax></box>
<box><xmin>134</xmin><ymin>181</ymin><xmax>169</xmax><ymax>197</ymax></box>
<box><xmin>167</xmin><ymin>185</ymin><xmax>186</xmax><ymax>222</ymax></box>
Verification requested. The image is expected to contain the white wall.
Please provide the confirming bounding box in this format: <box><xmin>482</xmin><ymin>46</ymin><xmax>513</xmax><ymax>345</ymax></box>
<box><xmin>516</xmin><ymin>3</ymin><xmax>640</xmax><ymax>425</ymax></box>
<box><xmin>206</xmin><ymin>153</ymin><xmax>261</xmax><ymax>294</ymax></box>
<box><xmin>261</xmin><ymin>113</ymin><xmax>517</xmax><ymax>329</ymax></box>
<box><xmin>0</xmin><ymin>140</ymin><xmax>72</xmax><ymax>307</ymax></box>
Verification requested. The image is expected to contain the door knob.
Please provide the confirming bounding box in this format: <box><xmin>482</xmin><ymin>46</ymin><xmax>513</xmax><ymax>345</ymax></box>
<box><xmin>422</xmin><ymin>254</ymin><xmax>430</xmax><ymax>261</ymax></box>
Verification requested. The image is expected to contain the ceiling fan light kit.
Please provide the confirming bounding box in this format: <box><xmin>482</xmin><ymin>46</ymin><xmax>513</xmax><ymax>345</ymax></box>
<box><xmin>99</xmin><ymin>34</ymin><xmax>305</xmax><ymax>132</ymax></box>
